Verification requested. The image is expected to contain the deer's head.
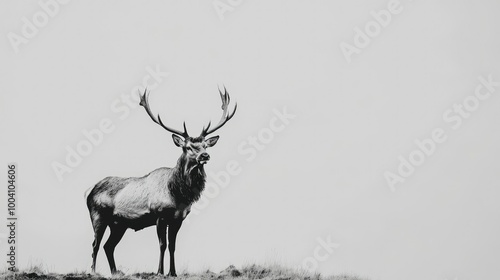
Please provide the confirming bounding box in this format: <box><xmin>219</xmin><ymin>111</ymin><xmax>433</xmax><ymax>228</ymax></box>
<box><xmin>139</xmin><ymin>87</ymin><xmax>237</xmax><ymax>167</ymax></box>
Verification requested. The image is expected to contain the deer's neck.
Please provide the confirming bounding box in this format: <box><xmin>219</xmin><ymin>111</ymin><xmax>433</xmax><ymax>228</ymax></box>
<box><xmin>168</xmin><ymin>155</ymin><xmax>206</xmax><ymax>205</ymax></box>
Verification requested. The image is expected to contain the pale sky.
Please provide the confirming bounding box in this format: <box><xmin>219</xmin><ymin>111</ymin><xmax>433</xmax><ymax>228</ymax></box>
<box><xmin>1</xmin><ymin>1</ymin><xmax>500</xmax><ymax>280</ymax></box>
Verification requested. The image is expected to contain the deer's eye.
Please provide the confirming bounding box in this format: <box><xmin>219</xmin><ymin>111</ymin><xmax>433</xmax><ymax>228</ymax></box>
<box><xmin>187</xmin><ymin>146</ymin><xmax>198</xmax><ymax>152</ymax></box>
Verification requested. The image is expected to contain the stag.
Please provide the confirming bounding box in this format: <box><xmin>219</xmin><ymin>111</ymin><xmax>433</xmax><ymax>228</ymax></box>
<box><xmin>86</xmin><ymin>88</ymin><xmax>237</xmax><ymax>276</ymax></box>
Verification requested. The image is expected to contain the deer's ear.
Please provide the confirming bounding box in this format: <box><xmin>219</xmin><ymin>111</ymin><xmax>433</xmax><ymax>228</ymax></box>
<box><xmin>172</xmin><ymin>134</ymin><xmax>185</xmax><ymax>147</ymax></box>
<box><xmin>206</xmin><ymin>136</ymin><xmax>219</xmax><ymax>147</ymax></box>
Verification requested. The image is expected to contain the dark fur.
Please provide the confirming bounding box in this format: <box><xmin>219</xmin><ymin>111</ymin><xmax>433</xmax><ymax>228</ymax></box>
<box><xmin>169</xmin><ymin>154</ymin><xmax>206</xmax><ymax>205</ymax></box>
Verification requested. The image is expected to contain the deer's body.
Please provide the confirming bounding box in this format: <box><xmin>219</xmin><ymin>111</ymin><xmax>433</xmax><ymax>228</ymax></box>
<box><xmin>87</xmin><ymin>165</ymin><xmax>202</xmax><ymax>231</ymax></box>
<box><xmin>86</xmin><ymin>88</ymin><xmax>236</xmax><ymax>276</ymax></box>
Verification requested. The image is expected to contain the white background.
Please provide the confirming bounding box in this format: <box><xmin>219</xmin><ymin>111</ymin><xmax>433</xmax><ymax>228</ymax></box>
<box><xmin>1</xmin><ymin>1</ymin><xmax>500</xmax><ymax>280</ymax></box>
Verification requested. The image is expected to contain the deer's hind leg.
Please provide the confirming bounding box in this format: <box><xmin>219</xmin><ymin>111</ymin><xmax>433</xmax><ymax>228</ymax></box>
<box><xmin>104</xmin><ymin>224</ymin><xmax>127</xmax><ymax>275</ymax></box>
<box><xmin>90</xmin><ymin>212</ymin><xmax>107</xmax><ymax>273</ymax></box>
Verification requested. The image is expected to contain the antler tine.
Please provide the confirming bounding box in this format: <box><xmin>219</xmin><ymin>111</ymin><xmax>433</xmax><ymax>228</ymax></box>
<box><xmin>218</xmin><ymin>86</ymin><xmax>230</xmax><ymax>122</ymax></box>
<box><xmin>201</xmin><ymin>121</ymin><xmax>212</xmax><ymax>136</ymax></box>
<box><xmin>139</xmin><ymin>89</ymin><xmax>189</xmax><ymax>138</ymax></box>
<box><xmin>183</xmin><ymin>121</ymin><xmax>189</xmax><ymax>136</ymax></box>
<box><xmin>200</xmin><ymin>86</ymin><xmax>237</xmax><ymax>137</ymax></box>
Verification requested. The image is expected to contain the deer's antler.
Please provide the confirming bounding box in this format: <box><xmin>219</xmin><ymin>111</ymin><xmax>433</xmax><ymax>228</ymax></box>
<box><xmin>139</xmin><ymin>89</ymin><xmax>189</xmax><ymax>138</ymax></box>
<box><xmin>200</xmin><ymin>86</ymin><xmax>237</xmax><ymax>137</ymax></box>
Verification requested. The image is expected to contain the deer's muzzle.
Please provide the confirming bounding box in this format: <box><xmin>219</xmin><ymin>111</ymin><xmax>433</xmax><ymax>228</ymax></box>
<box><xmin>197</xmin><ymin>153</ymin><xmax>210</xmax><ymax>164</ymax></box>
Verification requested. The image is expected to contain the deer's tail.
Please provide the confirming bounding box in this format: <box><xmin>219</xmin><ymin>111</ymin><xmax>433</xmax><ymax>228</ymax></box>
<box><xmin>84</xmin><ymin>186</ymin><xmax>93</xmax><ymax>200</ymax></box>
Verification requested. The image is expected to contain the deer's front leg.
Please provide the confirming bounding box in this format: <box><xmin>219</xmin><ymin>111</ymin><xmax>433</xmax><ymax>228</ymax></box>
<box><xmin>167</xmin><ymin>220</ymin><xmax>183</xmax><ymax>277</ymax></box>
<box><xmin>156</xmin><ymin>218</ymin><xmax>167</xmax><ymax>275</ymax></box>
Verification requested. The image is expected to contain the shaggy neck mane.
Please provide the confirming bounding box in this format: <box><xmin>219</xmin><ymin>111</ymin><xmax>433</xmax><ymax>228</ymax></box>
<box><xmin>168</xmin><ymin>153</ymin><xmax>206</xmax><ymax>205</ymax></box>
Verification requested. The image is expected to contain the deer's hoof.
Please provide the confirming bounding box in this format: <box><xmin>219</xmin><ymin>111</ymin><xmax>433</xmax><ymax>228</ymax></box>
<box><xmin>111</xmin><ymin>270</ymin><xmax>125</xmax><ymax>277</ymax></box>
<box><xmin>168</xmin><ymin>272</ymin><xmax>177</xmax><ymax>277</ymax></box>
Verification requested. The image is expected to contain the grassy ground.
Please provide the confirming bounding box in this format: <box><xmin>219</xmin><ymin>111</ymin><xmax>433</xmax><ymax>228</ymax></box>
<box><xmin>0</xmin><ymin>265</ymin><xmax>367</xmax><ymax>280</ymax></box>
